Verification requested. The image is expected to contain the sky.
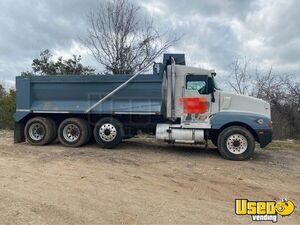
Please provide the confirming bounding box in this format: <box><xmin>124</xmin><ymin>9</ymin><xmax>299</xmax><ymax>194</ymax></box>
<box><xmin>0</xmin><ymin>0</ymin><xmax>299</xmax><ymax>89</ymax></box>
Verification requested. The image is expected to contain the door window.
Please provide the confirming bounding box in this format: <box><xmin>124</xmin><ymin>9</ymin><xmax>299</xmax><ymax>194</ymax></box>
<box><xmin>186</xmin><ymin>75</ymin><xmax>208</xmax><ymax>94</ymax></box>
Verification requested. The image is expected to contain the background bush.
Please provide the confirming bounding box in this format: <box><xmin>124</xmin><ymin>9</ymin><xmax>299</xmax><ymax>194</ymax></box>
<box><xmin>0</xmin><ymin>87</ymin><xmax>16</xmax><ymax>129</ymax></box>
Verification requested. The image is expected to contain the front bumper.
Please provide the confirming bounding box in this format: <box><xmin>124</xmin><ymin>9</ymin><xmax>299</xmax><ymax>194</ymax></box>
<box><xmin>257</xmin><ymin>129</ymin><xmax>272</xmax><ymax>148</ymax></box>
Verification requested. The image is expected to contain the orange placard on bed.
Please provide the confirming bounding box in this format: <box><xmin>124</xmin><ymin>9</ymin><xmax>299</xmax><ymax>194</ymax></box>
<box><xmin>179</xmin><ymin>97</ymin><xmax>209</xmax><ymax>114</ymax></box>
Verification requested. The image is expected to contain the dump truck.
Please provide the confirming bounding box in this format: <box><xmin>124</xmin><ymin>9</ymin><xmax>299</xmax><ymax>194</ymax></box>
<box><xmin>14</xmin><ymin>54</ymin><xmax>272</xmax><ymax>160</ymax></box>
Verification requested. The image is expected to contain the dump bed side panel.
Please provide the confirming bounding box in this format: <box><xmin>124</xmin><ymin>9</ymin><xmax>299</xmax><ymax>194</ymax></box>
<box><xmin>15</xmin><ymin>74</ymin><xmax>163</xmax><ymax>122</ymax></box>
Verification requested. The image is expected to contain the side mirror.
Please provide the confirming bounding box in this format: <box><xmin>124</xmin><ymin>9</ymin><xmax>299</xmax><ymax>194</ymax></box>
<box><xmin>208</xmin><ymin>77</ymin><xmax>215</xmax><ymax>102</ymax></box>
<box><xmin>211</xmin><ymin>91</ymin><xmax>215</xmax><ymax>102</ymax></box>
<box><xmin>207</xmin><ymin>77</ymin><xmax>215</xmax><ymax>93</ymax></box>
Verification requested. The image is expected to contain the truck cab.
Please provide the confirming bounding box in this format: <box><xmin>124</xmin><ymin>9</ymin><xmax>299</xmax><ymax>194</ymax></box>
<box><xmin>156</xmin><ymin>55</ymin><xmax>272</xmax><ymax>160</ymax></box>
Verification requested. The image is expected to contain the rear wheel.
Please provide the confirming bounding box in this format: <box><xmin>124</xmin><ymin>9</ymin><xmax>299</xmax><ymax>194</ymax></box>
<box><xmin>25</xmin><ymin>117</ymin><xmax>56</xmax><ymax>145</ymax></box>
<box><xmin>93</xmin><ymin>118</ymin><xmax>124</xmax><ymax>148</ymax></box>
<box><xmin>85</xmin><ymin>124</ymin><xmax>93</xmax><ymax>144</ymax></box>
<box><xmin>217</xmin><ymin>126</ymin><xmax>255</xmax><ymax>160</ymax></box>
<box><xmin>49</xmin><ymin>119</ymin><xmax>58</xmax><ymax>143</ymax></box>
<box><xmin>58</xmin><ymin>118</ymin><xmax>90</xmax><ymax>147</ymax></box>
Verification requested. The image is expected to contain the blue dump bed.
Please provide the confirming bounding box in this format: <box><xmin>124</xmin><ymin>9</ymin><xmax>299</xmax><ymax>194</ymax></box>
<box><xmin>15</xmin><ymin>74</ymin><xmax>163</xmax><ymax>122</ymax></box>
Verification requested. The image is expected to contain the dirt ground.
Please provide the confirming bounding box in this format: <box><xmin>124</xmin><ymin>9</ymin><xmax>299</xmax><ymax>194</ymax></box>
<box><xmin>0</xmin><ymin>130</ymin><xmax>299</xmax><ymax>225</ymax></box>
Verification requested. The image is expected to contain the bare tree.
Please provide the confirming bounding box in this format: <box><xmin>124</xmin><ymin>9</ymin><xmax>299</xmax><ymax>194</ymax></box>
<box><xmin>228</xmin><ymin>57</ymin><xmax>252</xmax><ymax>95</ymax></box>
<box><xmin>251</xmin><ymin>67</ymin><xmax>300</xmax><ymax>139</ymax></box>
<box><xmin>227</xmin><ymin>57</ymin><xmax>300</xmax><ymax>139</ymax></box>
<box><xmin>252</xmin><ymin>67</ymin><xmax>273</xmax><ymax>99</ymax></box>
<box><xmin>83</xmin><ymin>0</ymin><xmax>179</xmax><ymax>74</ymax></box>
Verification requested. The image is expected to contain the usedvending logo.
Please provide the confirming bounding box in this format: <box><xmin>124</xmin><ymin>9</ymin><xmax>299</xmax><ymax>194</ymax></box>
<box><xmin>235</xmin><ymin>198</ymin><xmax>295</xmax><ymax>223</ymax></box>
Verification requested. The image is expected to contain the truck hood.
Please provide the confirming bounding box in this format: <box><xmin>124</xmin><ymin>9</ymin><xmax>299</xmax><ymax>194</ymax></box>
<box><xmin>218</xmin><ymin>91</ymin><xmax>271</xmax><ymax>118</ymax></box>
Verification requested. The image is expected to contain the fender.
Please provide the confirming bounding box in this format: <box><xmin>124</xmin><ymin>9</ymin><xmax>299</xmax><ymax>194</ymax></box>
<box><xmin>210</xmin><ymin>111</ymin><xmax>271</xmax><ymax>130</ymax></box>
<box><xmin>210</xmin><ymin>112</ymin><xmax>272</xmax><ymax>148</ymax></box>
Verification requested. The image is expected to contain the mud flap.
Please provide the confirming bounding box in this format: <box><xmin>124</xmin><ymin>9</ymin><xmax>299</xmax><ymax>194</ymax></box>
<box><xmin>14</xmin><ymin>122</ymin><xmax>25</xmax><ymax>143</ymax></box>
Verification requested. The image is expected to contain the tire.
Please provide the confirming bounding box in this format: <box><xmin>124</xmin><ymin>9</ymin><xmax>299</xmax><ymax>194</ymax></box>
<box><xmin>217</xmin><ymin>126</ymin><xmax>255</xmax><ymax>160</ymax></box>
<box><xmin>93</xmin><ymin>117</ymin><xmax>124</xmax><ymax>148</ymax></box>
<box><xmin>25</xmin><ymin>117</ymin><xmax>55</xmax><ymax>146</ymax></box>
<box><xmin>58</xmin><ymin>118</ymin><xmax>90</xmax><ymax>147</ymax></box>
<box><xmin>48</xmin><ymin>118</ymin><xmax>58</xmax><ymax>143</ymax></box>
<box><xmin>85</xmin><ymin>123</ymin><xmax>93</xmax><ymax>144</ymax></box>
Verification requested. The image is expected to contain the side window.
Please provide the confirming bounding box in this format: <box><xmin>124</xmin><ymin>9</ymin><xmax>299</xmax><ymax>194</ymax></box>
<box><xmin>186</xmin><ymin>75</ymin><xmax>208</xmax><ymax>94</ymax></box>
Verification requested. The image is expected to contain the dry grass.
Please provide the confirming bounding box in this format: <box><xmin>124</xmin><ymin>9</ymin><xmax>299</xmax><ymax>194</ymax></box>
<box><xmin>264</xmin><ymin>139</ymin><xmax>300</xmax><ymax>151</ymax></box>
<box><xmin>1</xmin><ymin>130</ymin><xmax>300</xmax><ymax>224</ymax></box>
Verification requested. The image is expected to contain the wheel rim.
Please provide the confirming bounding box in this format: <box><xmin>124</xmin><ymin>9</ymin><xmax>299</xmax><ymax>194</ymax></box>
<box><xmin>99</xmin><ymin>123</ymin><xmax>117</xmax><ymax>142</ymax></box>
<box><xmin>226</xmin><ymin>134</ymin><xmax>248</xmax><ymax>154</ymax></box>
<box><xmin>29</xmin><ymin>123</ymin><xmax>45</xmax><ymax>141</ymax></box>
<box><xmin>63</xmin><ymin>124</ymin><xmax>80</xmax><ymax>142</ymax></box>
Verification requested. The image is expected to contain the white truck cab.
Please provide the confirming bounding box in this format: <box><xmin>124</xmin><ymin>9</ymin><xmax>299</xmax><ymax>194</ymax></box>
<box><xmin>156</xmin><ymin>56</ymin><xmax>272</xmax><ymax>160</ymax></box>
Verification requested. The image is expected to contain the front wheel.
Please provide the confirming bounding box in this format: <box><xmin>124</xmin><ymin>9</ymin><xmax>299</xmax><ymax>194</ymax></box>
<box><xmin>93</xmin><ymin>118</ymin><xmax>124</xmax><ymax>149</ymax></box>
<box><xmin>217</xmin><ymin>126</ymin><xmax>255</xmax><ymax>160</ymax></box>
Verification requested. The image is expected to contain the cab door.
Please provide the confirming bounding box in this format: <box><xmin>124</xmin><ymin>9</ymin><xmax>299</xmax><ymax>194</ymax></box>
<box><xmin>181</xmin><ymin>74</ymin><xmax>212</xmax><ymax>124</ymax></box>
